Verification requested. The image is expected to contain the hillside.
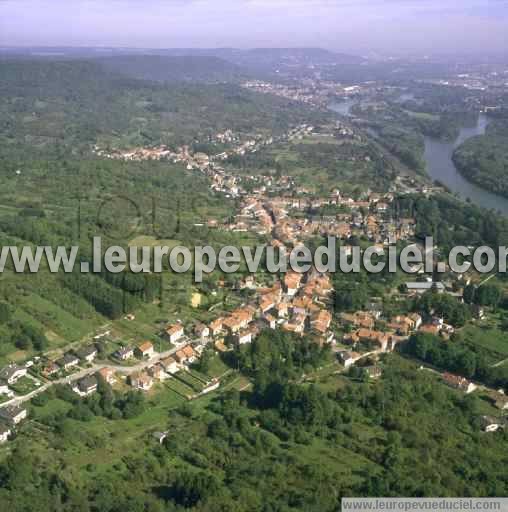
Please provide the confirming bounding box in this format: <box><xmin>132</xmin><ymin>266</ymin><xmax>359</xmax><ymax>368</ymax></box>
<box><xmin>0</xmin><ymin>59</ymin><xmax>329</xmax><ymax>158</ymax></box>
<box><xmin>453</xmin><ymin>119</ymin><xmax>508</xmax><ymax>197</ymax></box>
<box><xmin>96</xmin><ymin>55</ymin><xmax>248</xmax><ymax>83</ymax></box>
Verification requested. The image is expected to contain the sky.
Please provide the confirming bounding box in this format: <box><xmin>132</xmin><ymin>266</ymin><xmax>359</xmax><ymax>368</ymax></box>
<box><xmin>1</xmin><ymin>0</ymin><xmax>508</xmax><ymax>56</ymax></box>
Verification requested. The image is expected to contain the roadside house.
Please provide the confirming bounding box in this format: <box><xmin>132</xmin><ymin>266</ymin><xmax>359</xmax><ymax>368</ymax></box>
<box><xmin>0</xmin><ymin>405</ymin><xmax>28</xmax><ymax>425</ymax></box>
<box><xmin>76</xmin><ymin>375</ymin><xmax>98</xmax><ymax>396</ymax></box>
<box><xmin>165</xmin><ymin>324</ymin><xmax>185</xmax><ymax>345</ymax></box>
<box><xmin>136</xmin><ymin>341</ymin><xmax>155</xmax><ymax>359</ymax></box>
<box><xmin>58</xmin><ymin>353</ymin><xmax>80</xmax><ymax>371</ymax></box>
<box><xmin>77</xmin><ymin>345</ymin><xmax>98</xmax><ymax>364</ymax></box>
<box><xmin>0</xmin><ymin>364</ymin><xmax>28</xmax><ymax>385</ymax></box>
<box><xmin>114</xmin><ymin>346</ymin><xmax>134</xmax><ymax>361</ymax></box>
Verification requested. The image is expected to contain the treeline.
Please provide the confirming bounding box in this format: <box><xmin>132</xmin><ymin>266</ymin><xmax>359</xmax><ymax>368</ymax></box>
<box><xmin>404</xmin><ymin>332</ymin><xmax>508</xmax><ymax>390</ymax></box>
<box><xmin>453</xmin><ymin>123</ymin><xmax>508</xmax><ymax>198</ymax></box>
<box><xmin>394</xmin><ymin>193</ymin><xmax>508</xmax><ymax>249</ymax></box>
<box><xmin>1</xmin><ymin>353</ymin><xmax>508</xmax><ymax>509</ymax></box>
<box><xmin>33</xmin><ymin>379</ymin><xmax>147</xmax><ymax>424</ymax></box>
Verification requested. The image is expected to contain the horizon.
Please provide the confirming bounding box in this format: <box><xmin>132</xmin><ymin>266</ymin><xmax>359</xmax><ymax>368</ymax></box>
<box><xmin>1</xmin><ymin>0</ymin><xmax>508</xmax><ymax>57</ymax></box>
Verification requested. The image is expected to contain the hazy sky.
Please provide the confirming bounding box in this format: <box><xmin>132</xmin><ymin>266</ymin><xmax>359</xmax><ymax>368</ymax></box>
<box><xmin>1</xmin><ymin>0</ymin><xmax>508</xmax><ymax>55</ymax></box>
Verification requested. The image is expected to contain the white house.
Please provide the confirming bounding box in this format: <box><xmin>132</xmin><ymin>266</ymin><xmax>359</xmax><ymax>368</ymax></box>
<box><xmin>0</xmin><ymin>364</ymin><xmax>27</xmax><ymax>385</ymax></box>
<box><xmin>0</xmin><ymin>424</ymin><xmax>11</xmax><ymax>443</ymax></box>
<box><xmin>165</xmin><ymin>324</ymin><xmax>185</xmax><ymax>345</ymax></box>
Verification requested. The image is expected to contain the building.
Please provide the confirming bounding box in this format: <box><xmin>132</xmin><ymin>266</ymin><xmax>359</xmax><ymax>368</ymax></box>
<box><xmin>165</xmin><ymin>324</ymin><xmax>185</xmax><ymax>345</ymax></box>
<box><xmin>262</xmin><ymin>314</ymin><xmax>277</xmax><ymax>329</ymax></box>
<box><xmin>42</xmin><ymin>362</ymin><xmax>59</xmax><ymax>378</ymax></box>
<box><xmin>284</xmin><ymin>272</ymin><xmax>302</xmax><ymax>297</ymax></box>
<box><xmin>194</xmin><ymin>323</ymin><xmax>210</xmax><ymax>340</ymax></box>
<box><xmin>406</xmin><ymin>282</ymin><xmax>445</xmax><ymax>295</ymax></box>
<box><xmin>77</xmin><ymin>345</ymin><xmax>98</xmax><ymax>363</ymax></box>
<box><xmin>442</xmin><ymin>373</ymin><xmax>477</xmax><ymax>394</ymax></box>
<box><xmin>160</xmin><ymin>356</ymin><xmax>179</xmax><ymax>374</ymax></box>
<box><xmin>0</xmin><ymin>364</ymin><xmax>27</xmax><ymax>385</ymax></box>
<box><xmin>114</xmin><ymin>346</ymin><xmax>134</xmax><ymax>361</ymax></box>
<box><xmin>182</xmin><ymin>345</ymin><xmax>197</xmax><ymax>364</ymax></box>
<box><xmin>481</xmin><ymin>416</ymin><xmax>502</xmax><ymax>433</ymax></box>
<box><xmin>58</xmin><ymin>353</ymin><xmax>80</xmax><ymax>370</ymax></box>
<box><xmin>364</xmin><ymin>366</ymin><xmax>383</xmax><ymax>379</ymax></box>
<box><xmin>209</xmin><ymin>318</ymin><xmax>224</xmax><ymax>336</ymax></box>
<box><xmin>77</xmin><ymin>375</ymin><xmax>98</xmax><ymax>396</ymax></box>
<box><xmin>136</xmin><ymin>341</ymin><xmax>155</xmax><ymax>359</ymax></box>
<box><xmin>153</xmin><ymin>431</ymin><xmax>168</xmax><ymax>444</ymax></box>
<box><xmin>236</xmin><ymin>330</ymin><xmax>253</xmax><ymax>345</ymax></box>
<box><xmin>0</xmin><ymin>424</ymin><xmax>11</xmax><ymax>443</ymax></box>
<box><xmin>129</xmin><ymin>372</ymin><xmax>153</xmax><ymax>391</ymax></box>
<box><xmin>97</xmin><ymin>367</ymin><xmax>116</xmax><ymax>384</ymax></box>
<box><xmin>0</xmin><ymin>405</ymin><xmax>28</xmax><ymax>425</ymax></box>
<box><xmin>338</xmin><ymin>351</ymin><xmax>361</xmax><ymax>368</ymax></box>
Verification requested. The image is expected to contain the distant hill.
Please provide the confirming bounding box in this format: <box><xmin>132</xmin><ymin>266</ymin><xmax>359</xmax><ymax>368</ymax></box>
<box><xmin>0</xmin><ymin>47</ymin><xmax>364</xmax><ymax>79</ymax></box>
<box><xmin>96</xmin><ymin>55</ymin><xmax>247</xmax><ymax>83</ymax></box>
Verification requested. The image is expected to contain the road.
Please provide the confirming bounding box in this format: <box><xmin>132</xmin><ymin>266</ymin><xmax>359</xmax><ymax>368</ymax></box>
<box><xmin>0</xmin><ymin>345</ymin><xmax>185</xmax><ymax>408</ymax></box>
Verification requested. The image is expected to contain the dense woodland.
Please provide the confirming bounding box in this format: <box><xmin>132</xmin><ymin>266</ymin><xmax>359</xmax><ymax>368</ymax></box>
<box><xmin>453</xmin><ymin>119</ymin><xmax>508</xmax><ymax>197</ymax></box>
<box><xmin>0</xmin><ymin>334</ymin><xmax>507</xmax><ymax>510</ymax></box>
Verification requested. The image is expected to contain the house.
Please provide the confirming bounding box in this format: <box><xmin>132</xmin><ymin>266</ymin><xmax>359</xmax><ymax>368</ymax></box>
<box><xmin>42</xmin><ymin>362</ymin><xmax>59</xmax><ymax>378</ymax></box>
<box><xmin>481</xmin><ymin>416</ymin><xmax>502</xmax><ymax>433</ymax></box>
<box><xmin>147</xmin><ymin>364</ymin><xmax>164</xmax><ymax>380</ymax></box>
<box><xmin>232</xmin><ymin>307</ymin><xmax>255</xmax><ymax>326</ymax></box>
<box><xmin>160</xmin><ymin>356</ymin><xmax>179</xmax><ymax>374</ymax></box>
<box><xmin>284</xmin><ymin>272</ymin><xmax>302</xmax><ymax>297</ymax></box>
<box><xmin>406</xmin><ymin>282</ymin><xmax>445</xmax><ymax>294</ymax></box>
<box><xmin>58</xmin><ymin>353</ymin><xmax>80</xmax><ymax>370</ymax></box>
<box><xmin>473</xmin><ymin>305</ymin><xmax>486</xmax><ymax>320</ymax></box>
<box><xmin>485</xmin><ymin>390</ymin><xmax>508</xmax><ymax>410</ymax></box>
<box><xmin>356</xmin><ymin>329</ymin><xmax>389</xmax><ymax>351</ymax></box>
<box><xmin>236</xmin><ymin>330</ymin><xmax>253</xmax><ymax>345</ymax></box>
<box><xmin>77</xmin><ymin>375</ymin><xmax>98</xmax><ymax>396</ymax></box>
<box><xmin>153</xmin><ymin>431</ymin><xmax>168</xmax><ymax>444</ymax></box>
<box><xmin>0</xmin><ymin>364</ymin><xmax>27</xmax><ymax>385</ymax></box>
<box><xmin>0</xmin><ymin>424</ymin><xmax>11</xmax><ymax>443</ymax></box>
<box><xmin>209</xmin><ymin>318</ymin><xmax>224</xmax><ymax>336</ymax></box>
<box><xmin>260</xmin><ymin>296</ymin><xmax>276</xmax><ymax>314</ymax></box>
<box><xmin>0</xmin><ymin>405</ymin><xmax>28</xmax><ymax>425</ymax></box>
<box><xmin>165</xmin><ymin>324</ymin><xmax>185</xmax><ymax>344</ymax></box>
<box><xmin>263</xmin><ymin>314</ymin><xmax>277</xmax><ymax>329</ymax></box>
<box><xmin>175</xmin><ymin>350</ymin><xmax>188</xmax><ymax>364</ymax></box>
<box><xmin>408</xmin><ymin>313</ymin><xmax>423</xmax><ymax>330</ymax></box>
<box><xmin>276</xmin><ymin>302</ymin><xmax>288</xmax><ymax>318</ymax></box>
<box><xmin>442</xmin><ymin>372</ymin><xmax>477</xmax><ymax>394</ymax></box>
<box><xmin>214</xmin><ymin>339</ymin><xmax>229</xmax><ymax>353</ymax></box>
<box><xmin>311</xmin><ymin>310</ymin><xmax>332</xmax><ymax>334</ymax></box>
<box><xmin>114</xmin><ymin>346</ymin><xmax>134</xmax><ymax>361</ymax></box>
<box><xmin>136</xmin><ymin>341</ymin><xmax>155</xmax><ymax>359</ymax></box>
<box><xmin>182</xmin><ymin>345</ymin><xmax>197</xmax><ymax>364</ymax></box>
<box><xmin>340</xmin><ymin>312</ymin><xmax>375</xmax><ymax>330</ymax></box>
<box><xmin>77</xmin><ymin>345</ymin><xmax>98</xmax><ymax>363</ymax></box>
<box><xmin>338</xmin><ymin>351</ymin><xmax>361</xmax><ymax>368</ymax></box>
<box><xmin>223</xmin><ymin>316</ymin><xmax>244</xmax><ymax>334</ymax></box>
<box><xmin>129</xmin><ymin>372</ymin><xmax>153</xmax><ymax>391</ymax></box>
<box><xmin>97</xmin><ymin>367</ymin><xmax>116</xmax><ymax>385</ymax></box>
<box><xmin>365</xmin><ymin>366</ymin><xmax>383</xmax><ymax>379</ymax></box>
<box><xmin>194</xmin><ymin>323</ymin><xmax>210</xmax><ymax>340</ymax></box>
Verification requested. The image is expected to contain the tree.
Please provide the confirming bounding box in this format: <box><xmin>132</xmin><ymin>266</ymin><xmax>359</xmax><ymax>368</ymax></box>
<box><xmin>0</xmin><ymin>302</ymin><xmax>10</xmax><ymax>323</ymax></box>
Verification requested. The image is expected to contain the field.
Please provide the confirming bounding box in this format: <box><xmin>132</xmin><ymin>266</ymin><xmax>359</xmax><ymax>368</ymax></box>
<box><xmin>461</xmin><ymin>322</ymin><xmax>508</xmax><ymax>362</ymax></box>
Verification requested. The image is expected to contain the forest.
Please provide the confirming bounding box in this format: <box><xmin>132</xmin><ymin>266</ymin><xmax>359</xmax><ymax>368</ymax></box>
<box><xmin>1</xmin><ymin>333</ymin><xmax>507</xmax><ymax>511</ymax></box>
<box><xmin>453</xmin><ymin>119</ymin><xmax>508</xmax><ymax>198</ymax></box>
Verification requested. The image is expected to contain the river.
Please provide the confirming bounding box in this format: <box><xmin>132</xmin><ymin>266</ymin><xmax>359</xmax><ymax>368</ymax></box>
<box><xmin>330</xmin><ymin>100</ymin><xmax>508</xmax><ymax>216</ymax></box>
<box><xmin>423</xmin><ymin>114</ymin><xmax>508</xmax><ymax>216</ymax></box>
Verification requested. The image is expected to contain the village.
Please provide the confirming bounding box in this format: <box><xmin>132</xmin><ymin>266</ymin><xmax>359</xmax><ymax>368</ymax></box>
<box><xmin>1</xmin><ymin>119</ymin><xmax>507</xmax><ymax>443</ymax></box>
